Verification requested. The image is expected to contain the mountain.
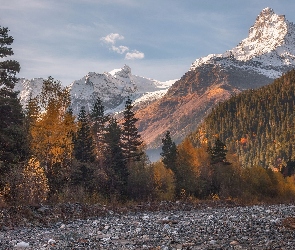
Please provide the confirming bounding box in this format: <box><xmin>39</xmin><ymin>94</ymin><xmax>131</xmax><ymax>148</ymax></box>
<box><xmin>15</xmin><ymin>65</ymin><xmax>176</xmax><ymax>114</ymax></box>
<box><xmin>136</xmin><ymin>7</ymin><xmax>295</xmax><ymax>158</ymax></box>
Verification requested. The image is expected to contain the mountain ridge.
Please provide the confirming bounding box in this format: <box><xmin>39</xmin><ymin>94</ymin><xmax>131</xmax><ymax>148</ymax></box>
<box><xmin>136</xmin><ymin>7</ymin><xmax>295</xmax><ymax>159</ymax></box>
<box><xmin>15</xmin><ymin>65</ymin><xmax>177</xmax><ymax>115</ymax></box>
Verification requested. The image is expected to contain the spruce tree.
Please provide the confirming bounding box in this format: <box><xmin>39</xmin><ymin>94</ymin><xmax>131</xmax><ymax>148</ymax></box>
<box><xmin>208</xmin><ymin>139</ymin><xmax>228</xmax><ymax>165</ymax></box>
<box><xmin>161</xmin><ymin>131</ymin><xmax>177</xmax><ymax>172</ymax></box>
<box><xmin>0</xmin><ymin>26</ymin><xmax>29</xmax><ymax>202</ymax></box>
<box><xmin>90</xmin><ymin>97</ymin><xmax>109</xmax><ymax>160</ymax></box>
<box><xmin>0</xmin><ymin>26</ymin><xmax>20</xmax><ymax>89</ymax></box>
<box><xmin>24</xmin><ymin>96</ymin><xmax>40</xmax><ymax>151</ymax></box>
<box><xmin>0</xmin><ymin>26</ymin><xmax>28</xmax><ymax>165</ymax></box>
<box><xmin>74</xmin><ymin>106</ymin><xmax>95</xmax><ymax>163</ymax></box>
<box><xmin>121</xmin><ymin>97</ymin><xmax>143</xmax><ymax>164</ymax></box>
<box><xmin>104</xmin><ymin>118</ymin><xmax>128</xmax><ymax>197</ymax></box>
<box><xmin>0</xmin><ymin>89</ymin><xmax>29</xmax><ymax>164</ymax></box>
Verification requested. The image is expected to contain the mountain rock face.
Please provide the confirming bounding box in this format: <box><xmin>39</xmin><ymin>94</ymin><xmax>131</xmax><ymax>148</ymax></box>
<box><xmin>14</xmin><ymin>78</ymin><xmax>44</xmax><ymax>107</ymax></box>
<box><xmin>137</xmin><ymin>7</ymin><xmax>295</xmax><ymax>157</ymax></box>
<box><xmin>15</xmin><ymin>65</ymin><xmax>176</xmax><ymax>114</ymax></box>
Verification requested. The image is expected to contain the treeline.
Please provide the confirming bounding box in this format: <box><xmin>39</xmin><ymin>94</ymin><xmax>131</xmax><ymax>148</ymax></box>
<box><xmin>1</xmin><ymin>74</ymin><xmax>161</xmax><ymax>205</ymax></box>
<box><xmin>159</xmin><ymin>132</ymin><xmax>295</xmax><ymax>203</ymax></box>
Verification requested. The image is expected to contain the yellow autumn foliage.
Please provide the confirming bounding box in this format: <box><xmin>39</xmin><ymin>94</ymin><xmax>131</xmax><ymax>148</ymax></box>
<box><xmin>18</xmin><ymin>158</ymin><xmax>49</xmax><ymax>205</ymax></box>
<box><xmin>152</xmin><ymin>161</ymin><xmax>175</xmax><ymax>200</ymax></box>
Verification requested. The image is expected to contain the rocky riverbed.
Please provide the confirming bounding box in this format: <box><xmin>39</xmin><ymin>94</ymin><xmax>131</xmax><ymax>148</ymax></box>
<box><xmin>1</xmin><ymin>203</ymin><xmax>295</xmax><ymax>249</ymax></box>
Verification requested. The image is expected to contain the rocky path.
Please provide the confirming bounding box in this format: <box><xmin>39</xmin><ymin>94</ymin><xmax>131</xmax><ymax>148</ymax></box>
<box><xmin>1</xmin><ymin>203</ymin><xmax>295</xmax><ymax>249</ymax></box>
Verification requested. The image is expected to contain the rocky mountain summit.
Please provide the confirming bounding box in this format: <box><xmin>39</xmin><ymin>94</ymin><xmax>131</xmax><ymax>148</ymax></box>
<box><xmin>137</xmin><ymin>7</ymin><xmax>295</xmax><ymax>157</ymax></box>
<box><xmin>69</xmin><ymin>65</ymin><xmax>176</xmax><ymax>114</ymax></box>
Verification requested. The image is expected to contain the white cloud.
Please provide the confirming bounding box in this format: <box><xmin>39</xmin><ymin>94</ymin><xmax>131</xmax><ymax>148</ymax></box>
<box><xmin>101</xmin><ymin>33</ymin><xmax>124</xmax><ymax>44</ymax></box>
<box><xmin>101</xmin><ymin>33</ymin><xmax>144</xmax><ymax>60</ymax></box>
<box><xmin>112</xmin><ymin>45</ymin><xmax>129</xmax><ymax>54</ymax></box>
<box><xmin>125</xmin><ymin>50</ymin><xmax>145</xmax><ymax>60</ymax></box>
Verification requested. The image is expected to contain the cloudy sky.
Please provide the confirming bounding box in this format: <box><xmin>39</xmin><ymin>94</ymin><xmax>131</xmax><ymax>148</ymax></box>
<box><xmin>1</xmin><ymin>0</ymin><xmax>295</xmax><ymax>85</ymax></box>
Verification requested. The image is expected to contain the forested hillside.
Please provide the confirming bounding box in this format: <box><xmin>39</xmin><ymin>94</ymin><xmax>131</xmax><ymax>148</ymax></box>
<box><xmin>191</xmin><ymin>70</ymin><xmax>295</xmax><ymax>170</ymax></box>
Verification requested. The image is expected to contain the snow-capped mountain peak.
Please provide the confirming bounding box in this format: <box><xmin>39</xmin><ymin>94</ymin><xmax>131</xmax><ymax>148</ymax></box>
<box><xmin>15</xmin><ymin>65</ymin><xmax>177</xmax><ymax>115</ymax></box>
<box><xmin>110</xmin><ymin>64</ymin><xmax>132</xmax><ymax>78</ymax></box>
<box><xmin>190</xmin><ymin>7</ymin><xmax>295</xmax><ymax>79</ymax></box>
<box><xmin>231</xmin><ymin>7</ymin><xmax>289</xmax><ymax>61</ymax></box>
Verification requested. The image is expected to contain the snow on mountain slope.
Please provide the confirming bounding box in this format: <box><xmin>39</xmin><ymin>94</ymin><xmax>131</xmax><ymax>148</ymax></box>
<box><xmin>15</xmin><ymin>65</ymin><xmax>176</xmax><ymax>115</ymax></box>
<box><xmin>70</xmin><ymin>65</ymin><xmax>176</xmax><ymax>114</ymax></box>
<box><xmin>14</xmin><ymin>78</ymin><xmax>44</xmax><ymax>107</ymax></box>
<box><xmin>190</xmin><ymin>7</ymin><xmax>295</xmax><ymax>80</ymax></box>
<box><xmin>136</xmin><ymin>7</ymin><xmax>295</xmax><ymax>160</ymax></box>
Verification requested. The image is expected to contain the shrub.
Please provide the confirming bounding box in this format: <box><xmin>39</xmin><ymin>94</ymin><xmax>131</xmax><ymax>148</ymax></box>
<box><xmin>152</xmin><ymin>161</ymin><xmax>175</xmax><ymax>201</ymax></box>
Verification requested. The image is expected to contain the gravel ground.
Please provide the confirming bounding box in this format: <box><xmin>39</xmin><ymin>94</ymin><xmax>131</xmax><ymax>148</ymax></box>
<box><xmin>1</xmin><ymin>203</ymin><xmax>295</xmax><ymax>249</ymax></box>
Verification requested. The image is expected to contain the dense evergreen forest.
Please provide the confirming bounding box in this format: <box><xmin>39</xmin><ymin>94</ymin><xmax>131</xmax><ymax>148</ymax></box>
<box><xmin>190</xmin><ymin>70</ymin><xmax>295</xmax><ymax>171</ymax></box>
<box><xmin>1</xmin><ymin>25</ymin><xmax>295</xmax><ymax>206</ymax></box>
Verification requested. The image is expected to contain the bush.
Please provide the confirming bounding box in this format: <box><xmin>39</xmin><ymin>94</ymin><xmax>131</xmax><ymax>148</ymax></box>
<box><xmin>18</xmin><ymin>158</ymin><xmax>49</xmax><ymax>205</ymax></box>
<box><xmin>152</xmin><ymin>161</ymin><xmax>175</xmax><ymax>201</ymax></box>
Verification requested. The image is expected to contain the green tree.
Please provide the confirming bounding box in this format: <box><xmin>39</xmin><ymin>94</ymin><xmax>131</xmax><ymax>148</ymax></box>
<box><xmin>0</xmin><ymin>26</ymin><xmax>28</xmax><ymax>165</ymax></box>
<box><xmin>90</xmin><ymin>97</ymin><xmax>109</xmax><ymax>161</ymax></box>
<box><xmin>121</xmin><ymin>97</ymin><xmax>143</xmax><ymax>164</ymax></box>
<box><xmin>160</xmin><ymin>131</ymin><xmax>177</xmax><ymax>172</ymax></box>
<box><xmin>0</xmin><ymin>26</ymin><xmax>20</xmax><ymax>89</ymax></box>
<box><xmin>0</xmin><ymin>89</ymin><xmax>29</xmax><ymax>165</ymax></box>
<box><xmin>0</xmin><ymin>26</ymin><xmax>29</xmax><ymax>203</ymax></box>
<box><xmin>207</xmin><ymin>138</ymin><xmax>230</xmax><ymax>195</ymax></box>
<box><xmin>74</xmin><ymin>106</ymin><xmax>95</xmax><ymax>163</ymax></box>
<box><xmin>208</xmin><ymin>138</ymin><xmax>228</xmax><ymax>165</ymax></box>
<box><xmin>24</xmin><ymin>96</ymin><xmax>40</xmax><ymax>153</ymax></box>
<box><xmin>104</xmin><ymin>118</ymin><xmax>128</xmax><ymax>198</ymax></box>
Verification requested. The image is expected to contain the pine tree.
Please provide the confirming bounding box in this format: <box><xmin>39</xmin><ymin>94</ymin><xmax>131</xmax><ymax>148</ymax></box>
<box><xmin>104</xmin><ymin>118</ymin><xmax>128</xmax><ymax>197</ymax></box>
<box><xmin>74</xmin><ymin>106</ymin><xmax>95</xmax><ymax>163</ymax></box>
<box><xmin>161</xmin><ymin>131</ymin><xmax>177</xmax><ymax>172</ymax></box>
<box><xmin>0</xmin><ymin>26</ymin><xmax>29</xmax><ymax>203</ymax></box>
<box><xmin>0</xmin><ymin>26</ymin><xmax>20</xmax><ymax>89</ymax></box>
<box><xmin>0</xmin><ymin>89</ymin><xmax>29</xmax><ymax>165</ymax></box>
<box><xmin>208</xmin><ymin>138</ymin><xmax>228</xmax><ymax>165</ymax></box>
<box><xmin>121</xmin><ymin>97</ymin><xmax>143</xmax><ymax>164</ymax></box>
<box><xmin>90</xmin><ymin>97</ymin><xmax>109</xmax><ymax>161</ymax></box>
<box><xmin>24</xmin><ymin>96</ymin><xmax>40</xmax><ymax>153</ymax></box>
<box><xmin>0</xmin><ymin>26</ymin><xmax>28</xmax><ymax>165</ymax></box>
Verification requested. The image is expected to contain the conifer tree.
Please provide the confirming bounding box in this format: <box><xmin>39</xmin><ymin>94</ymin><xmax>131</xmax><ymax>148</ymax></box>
<box><xmin>121</xmin><ymin>97</ymin><xmax>143</xmax><ymax>164</ymax></box>
<box><xmin>0</xmin><ymin>26</ymin><xmax>29</xmax><ymax>202</ymax></box>
<box><xmin>90</xmin><ymin>97</ymin><xmax>109</xmax><ymax>160</ymax></box>
<box><xmin>24</xmin><ymin>96</ymin><xmax>40</xmax><ymax>152</ymax></box>
<box><xmin>0</xmin><ymin>26</ymin><xmax>28</xmax><ymax>166</ymax></box>
<box><xmin>74</xmin><ymin>106</ymin><xmax>95</xmax><ymax>163</ymax></box>
<box><xmin>0</xmin><ymin>26</ymin><xmax>20</xmax><ymax>89</ymax></box>
<box><xmin>161</xmin><ymin>131</ymin><xmax>177</xmax><ymax>172</ymax></box>
<box><xmin>208</xmin><ymin>138</ymin><xmax>228</xmax><ymax>165</ymax></box>
<box><xmin>104</xmin><ymin>118</ymin><xmax>128</xmax><ymax>197</ymax></box>
<box><xmin>0</xmin><ymin>90</ymin><xmax>29</xmax><ymax>165</ymax></box>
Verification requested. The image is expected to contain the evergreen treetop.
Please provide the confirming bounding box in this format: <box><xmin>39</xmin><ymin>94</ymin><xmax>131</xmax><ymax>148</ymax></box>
<box><xmin>208</xmin><ymin>138</ymin><xmax>228</xmax><ymax>165</ymax></box>
<box><xmin>121</xmin><ymin>97</ymin><xmax>143</xmax><ymax>162</ymax></box>
<box><xmin>73</xmin><ymin>106</ymin><xmax>95</xmax><ymax>163</ymax></box>
<box><xmin>161</xmin><ymin>130</ymin><xmax>177</xmax><ymax>172</ymax></box>
<box><xmin>0</xmin><ymin>26</ymin><xmax>20</xmax><ymax>89</ymax></box>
